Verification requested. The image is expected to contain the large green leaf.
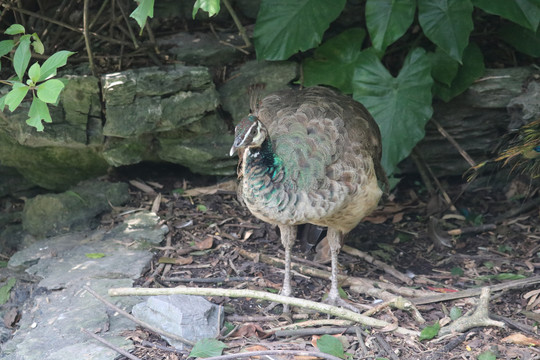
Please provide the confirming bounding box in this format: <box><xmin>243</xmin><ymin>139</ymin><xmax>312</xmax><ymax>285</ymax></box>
<box><xmin>366</xmin><ymin>0</ymin><xmax>416</xmax><ymax>52</ymax></box>
<box><xmin>352</xmin><ymin>48</ymin><xmax>433</xmax><ymax>175</ymax></box>
<box><xmin>499</xmin><ymin>22</ymin><xmax>540</xmax><ymax>57</ymax></box>
<box><xmin>302</xmin><ymin>28</ymin><xmax>366</xmax><ymax>94</ymax></box>
<box><xmin>13</xmin><ymin>35</ymin><xmax>31</xmax><ymax>81</ymax></box>
<box><xmin>39</xmin><ymin>50</ymin><xmax>75</xmax><ymax>82</ymax></box>
<box><xmin>192</xmin><ymin>0</ymin><xmax>221</xmax><ymax>18</ymax></box>
<box><xmin>317</xmin><ymin>334</ymin><xmax>346</xmax><ymax>359</ymax></box>
<box><xmin>418</xmin><ymin>0</ymin><xmax>474</xmax><ymax>62</ymax></box>
<box><xmin>254</xmin><ymin>0</ymin><xmax>346</xmax><ymax>60</ymax></box>
<box><xmin>5</xmin><ymin>82</ymin><xmax>29</xmax><ymax>111</ymax></box>
<box><xmin>129</xmin><ymin>0</ymin><xmax>154</xmax><ymax>30</ymax></box>
<box><xmin>27</xmin><ymin>96</ymin><xmax>52</xmax><ymax>132</ymax></box>
<box><xmin>189</xmin><ymin>338</ymin><xmax>227</xmax><ymax>358</ymax></box>
<box><xmin>37</xmin><ymin>79</ymin><xmax>65</xmax><ymax>104</ymax></box>
<box><xmin>428</xmin><ymin>46</ymin><xmax>459</xmax><ymax>86</ymax></box>
<box><xmin>473</xmin><ymin>0</ymin><xmax>540</xmax><ymax>31</ymax></box>
<box><xmin>433</xmin><ymin>42</ymin><xmax>485</xmax><ymax>102</ymax></box>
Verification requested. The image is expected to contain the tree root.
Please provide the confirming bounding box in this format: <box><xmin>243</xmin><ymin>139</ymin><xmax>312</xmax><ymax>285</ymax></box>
<box><xmin>439</xmin><ymin>287</ymin><xmax>505</xmax><ymax>336</ymax></box>
<box><xmin>108</xmin><ymin>286</ymin><xmax>419</xmax><ymax>337</ymax></box>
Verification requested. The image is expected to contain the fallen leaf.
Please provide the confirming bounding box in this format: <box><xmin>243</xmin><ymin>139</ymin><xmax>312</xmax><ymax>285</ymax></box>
<box><xmin>158</xmin><ymin>256</ymin><xmax>193</xmax><ymax>265</ymax></box>
<box><xmin>230</xmin><ymin>323</ymin><xmax>273</xmax><ymax>339</ymax></box>
<box><xmin>151</xmin><ymin>193</ymin><xmax>161</xmax><ymax>213</ymax></box>
<box><xmin>426</xmin><ymin>286</ymin><xmax>458</xmax><ymax>293</ymax></box>
<box><xmin>129</xmin><ymin>180</ymin><xmax>155</xmax><ymax>194</ymax></box>
<box><xmin>502</xmin><ymin>333</ymin><xmax>540</xmax><ymax>346</ymax></box>
<box><xmin>195</xmin><ymin>236</ymin><xmax>213</xmax><ymax>250</ymax></box>
<box><xmin>183</xmin><ymin>180</ymin><xmax>236</xmax><ymax>196</ymax></box>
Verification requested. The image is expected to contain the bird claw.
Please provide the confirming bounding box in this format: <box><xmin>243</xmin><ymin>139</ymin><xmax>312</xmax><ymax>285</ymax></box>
<box><xmin>323</xmin><ymin>295</ymin><xmax>362</xmax><ymax>313</ymax></box>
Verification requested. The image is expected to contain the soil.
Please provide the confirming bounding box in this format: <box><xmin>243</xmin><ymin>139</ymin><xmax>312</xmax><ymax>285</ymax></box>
<box><xmin>105</xmin><ymin>164</ymin><xmax>540</xmax><ymax>360</ymax></box>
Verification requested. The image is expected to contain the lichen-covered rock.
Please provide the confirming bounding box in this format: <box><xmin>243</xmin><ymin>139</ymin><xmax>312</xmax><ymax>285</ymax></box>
<box><xmin>22</xmin><ymin>180</ymin><xmax>129</xmax><ymax>238</ymax></box>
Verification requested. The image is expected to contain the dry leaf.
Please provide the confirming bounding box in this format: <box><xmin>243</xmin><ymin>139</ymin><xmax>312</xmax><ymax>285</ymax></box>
<box><xmin>129</xmin><ymin>180</ymin><xmax>155</xmax><ymax>194</ymax></box>
<box><xmin>230</xmin><ymin>323</ymin><xmax>272</xmax><ymax>339</ymax></box>
<box><xmin>195</xmin><ymin>236</ymin><xmax>214</xmax><ymax>250</ymax></box>
<box><xmin>158</xmin><ymin>256</ymin><xmax>193</xmax><ymax>265</ymax></box>
<box><xmin>183</xmin><ymin>180</ymin><xmax>236</xmax><ymax>196</ymax></box>
<box><xmin>151</xmin><ymin>193</ymin><xmax>162</xmax><ymax>213</ymax></box>
<box><xmin>502</xmin><ymin>333</ymin><xmax>540</xmax><ymax>346</ymax></box>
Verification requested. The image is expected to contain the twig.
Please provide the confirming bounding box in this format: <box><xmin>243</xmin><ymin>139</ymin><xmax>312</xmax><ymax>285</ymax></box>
<box><xmin>413</xmin><ymin>275</ymin><xmax>540</xmax><ymax>305</ymax></box>
<box><xmin>108</xmin><ymin>286</ymin><xmax>419</xmax><ymax>337</ymax></box>
<box><xmin>237</xmin><ymin>247</ymin><xmax>432</xmax><ymax>300</ymax></box>
<box><xmin>269</xmin><ymin>319</ymin><xmax>354</xmax><ymax>332</ymax></box>
<box><xmin>83</xmin><ymin>286</ymin><xmax>196</xmax><ymax>346</ymax></box>
<box><xmin>204</xmin><ymin>350</ymin><xmax>343</xmax><ymax>360</ymax></box>
<box><xmin>82</xmin><ymin>0</ymin><xmax>96</xmax><ymax>76</ymax></box>
<box><xmin>432</xmin><ymin>119</ymin><xmax>476</xmax><ymax>167</ymax></box>
<box><xmin>363</xmin><ymin>296</ymin><xmax>425</xmax><ymax>324</ymax></box>
<box><xmin>447</xmin><ymin>224</ymin><xmax>497</xmax><ymax>236</ymax></box>
<box><xmin>342</xmin><ymin>245</ymin><xmax>413</xmax><ymax>284</ymax></box>
<box><xmin>1</xmin><ymin>2</ymin><xmax>132</xmax><ymax>46</ymax></box>
<box><xmin>275</xmin><ymin>326</ymin><xmax>356</xmax><ymax>337</ymax></box>
<box><xmin>375</xmin><ymin>333</ymin><xmax>399</xmax><ymax>360</ymax></box>
<box><xmin>221</xmin><ymin>0</ymin><xmax>251</xmax><ymax>48</ymax></box>
<box><xmin>116</xmin><ymin>0</ymin><xmax>140</xmax><ymax>49</ymax></box>
<box><xmin>439</xmin><ymin>287</ymin><xmax>504</xmax><ymax>335</ymax></box>
<box><xmin>427</xmin><ymin>329</ymin><xmax>479</xmax><ymax>360</ymax></box>
<box><xmin>162</xmin><ymin>276</ymin><xmax>259</xmax><ymax>283</ymax></box>
<box><xmin>81</xmin><ymin>328</ymin><xmax>141</xmax><ymax>360</ymax></box>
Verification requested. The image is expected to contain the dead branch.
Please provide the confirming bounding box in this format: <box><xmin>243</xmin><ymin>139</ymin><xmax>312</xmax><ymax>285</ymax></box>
<box><xmin>439</xmin><ymin>287</ymin><xmax>504</xmax><ymax>336</ymax></box>
<box><xmin>108</xmin><ymin>286</ymin><xmax>419</xmax><ymax>337</ymax></box>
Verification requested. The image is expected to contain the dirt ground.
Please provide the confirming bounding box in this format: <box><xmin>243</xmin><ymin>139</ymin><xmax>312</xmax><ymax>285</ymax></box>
<box><xmin>106</xmin><ymin>164</ymin><xmax>540</xmax><ymax>360</ymax></box>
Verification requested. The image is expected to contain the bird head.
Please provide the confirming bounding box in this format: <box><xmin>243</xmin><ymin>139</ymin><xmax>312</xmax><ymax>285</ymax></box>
<box><xmin>229</xmin><ymin>114</ymin><xmax>268</xmax><ymax>156</ymax></box>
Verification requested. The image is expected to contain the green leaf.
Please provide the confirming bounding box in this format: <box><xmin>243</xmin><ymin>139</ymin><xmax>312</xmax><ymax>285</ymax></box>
<box><xmin>495</xmin><ymin>273</ymin><xmax>525</xmax><ymax>281</ymax></box>
<box><xmin>0</xmin><ymin>95</ymin><xmax>6</xmax><ymax>111</ymax></box>
<box><xmin>28</xmin><ymin>62</ymin><xmax>41</xmax><ymax>84</ymax></box>
<box><xmin>193</xmin><ymin>0</ymin><xmax>221</xmax><ymax>18</ymax></box>
<box><xmin>5</xmin><ymin>82</ymin><xmax>29</xmax><ymax>111</ymax></box>
<box><xmin>473</xmin><ymin>0</ymin><xmax>540</xmax><ymax>31</ymax></box>
<box><xmin>13</xmin><ymin>35</ymin><xmax>31</xmax><ymax>80</ymax></box>
<box><xmin>86</xmin><ymin>253</ymin><xmax>106</xmax><ymax>259</ymax></box>
<box><xmin>0</xmin><ymin>278</ymin><xmax>16</xmax><ymax>305</ymax></box>
<box><xmin>0</xmin><ymin>39</ymin><xmax>15</xmax><ymax>57</ymax></box>
<box><xmin>499</xmin><ymin>22</ymin><xmax>540</xmax><ymax>57</ymax></box>
<box><xmin>37</xmin><ymin>79</ymin><xmax>65</xmax><ymax>104</ymax></box>
<box><xmin>5</xmin><ymin>24</ymin><xmax>25</xmax><ymax>35</ymax></box>
<box><xmin>353</xmin><ymin>48</ymin><xmax>433</xmax><ymax>175</ymax></box>
<box><xmin>477</xmin><ymin>350</ymin><xmax>497</xmax><ymax>360</ymax></box>
<box><xmin>31</xmin><ymin>33</ymin><xmax>45</xmax><ymax>55</ymax></box>
<box><xmin>196</xmin><ymin>204</ymin><xmax>207</xmax><ymax>212</ymax></box>
<box><xmin>254</xmin><ymin>0</ymin><xmax>347</xmax><ymax>60</ymax></box>
<box><xmin>189</xmin><ymin>338</ymin><xmax>227</xmax><ymax>358</ymax></box>
<box><xmin>317</xmin><ymin>334</ymin><xmax>346</xmax><ymax>359</ymax></box>
<box><xmin>418</xmin><ymin>0</ymin><xmax>474</xmax><ymax>62</ymax></box>
<box><xmin>366</xmin><ymin>0</ymin><xmax>416</xmax><ymax>52</ymax></box>
<box><xmin>419</xmin><ymin>321</ymin><xmax>440</xmax><ymax>341</ymax></box>
<box><xmin>39</xmin><ymin>50</ymin><xmax>75</xmax><ymax>82</ymax></box>
<box><xmin>450</xmin><ymin>266</ymin><xmax>464</xmax><ymax>276</ymax></box>
<box><xmin>27</xmin><ymin>96</ymin><xmax>52</xmax><ymax>131</ymax></box>
<box><xmin>0</xmin><ymin>261</ymin><xmax>7</xmax><ymax>268</ymax></box>
<box><xmin>433</xmin><ymin>42</ymin><xmax>484</xmax><ymax>102</ymax></box>
<box><xmin>449</xmin><ymin>306</ymin><xmax>462</xmax><ymax>320</ymax></box>
<box><xmin>302</xmin><ymin>28</ymin><xmax>366</xmax><ymax>94</ymax></box>
<box><xmin>428</xmin><ymin>46</ymin><xmax>459</xmax><ymax>86</ymax></box>
<box><xmin>130</xmin><ymin>0</ymin><xmax>154</xmax><ymax>30</ymax></box>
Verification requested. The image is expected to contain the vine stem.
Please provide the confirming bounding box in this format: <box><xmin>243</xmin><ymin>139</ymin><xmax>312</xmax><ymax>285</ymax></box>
<box><xmin>221</xmin><ymin>0</ymin><xmax>251</xmax><ymax>48</ymax></box>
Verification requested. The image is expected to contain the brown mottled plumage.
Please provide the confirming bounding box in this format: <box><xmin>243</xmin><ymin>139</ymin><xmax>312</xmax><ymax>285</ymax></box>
<box><xmin>230</xmin><ymin>86</ymin><xmax>386</xmax><ymax>311</ymax></box>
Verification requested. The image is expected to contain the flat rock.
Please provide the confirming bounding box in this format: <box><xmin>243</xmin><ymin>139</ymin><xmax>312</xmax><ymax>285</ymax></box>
<box><xmin>132</xmin><ymin>295</ymin><xmax>222</xmax><ymax>350</ymax></box>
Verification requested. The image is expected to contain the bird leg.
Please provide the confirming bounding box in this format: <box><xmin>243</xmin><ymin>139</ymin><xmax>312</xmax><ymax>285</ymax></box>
<box><xmin>278</xmin><ymin>224</ymin><xmax>296</xmax><ymax>313</ymax></box>
<box><xmin>325</xmin><ymin>227</ymin><xmax>361</xmax><ymax>313</ymax></box>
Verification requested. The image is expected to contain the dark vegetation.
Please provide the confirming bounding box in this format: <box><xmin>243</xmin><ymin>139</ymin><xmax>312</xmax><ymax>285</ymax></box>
<box><xmin>0</xmin><ymin>0</ymin><xmax>539</xmax><ymax>359</ymax></box>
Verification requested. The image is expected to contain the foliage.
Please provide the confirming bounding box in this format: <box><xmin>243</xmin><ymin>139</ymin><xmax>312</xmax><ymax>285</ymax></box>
<box><xmin>0</xmin><ymin>24</ymin><xmax>74</xmax><ymax>131</ymax></box>
<box><xmin>316</xmin><ymin>334</ymin><xmax>346</xmax><ymax>359</ymax></box>
<box><xmin>189</xmin><ymin>338</ymin><xmax>227</xmax><ymax>358</ymax></box>
<box><xmin>419</xmin><ymin>320</ymin><xmax>440</xmax><ymax>341</ymax></box>
<box><xmin>0</xmin><ymin>278</ymin><xmax>16</xmax><ymax>305</ymax></box>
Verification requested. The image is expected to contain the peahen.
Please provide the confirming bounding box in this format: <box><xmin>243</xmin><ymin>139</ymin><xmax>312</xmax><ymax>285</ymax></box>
<box><xmin>230</xmin><ymin>86</ymin><xmax>387</xmax><ymax>311</ymax></box>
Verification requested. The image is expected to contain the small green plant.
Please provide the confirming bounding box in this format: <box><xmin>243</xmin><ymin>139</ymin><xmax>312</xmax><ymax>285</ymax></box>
<box><xmin>419</xmin><ymin>320</ymin><xmax>440</xmax><ymax>341</ymax></box>
<box><xmin>0</xmin><ymin>24</ymin><xmax>74</xmax><ymax>131</ymax></box>
<box><xmin>189</xmin><ymin>338</ymin><xmax>227</xmax><ymax>358</ymax></box>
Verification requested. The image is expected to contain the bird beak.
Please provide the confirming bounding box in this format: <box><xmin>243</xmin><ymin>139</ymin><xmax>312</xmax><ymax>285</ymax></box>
<box><xmin>229</xmin><ymin>144</ymin><xmax>237</xmax><ymax>157</ymax></box>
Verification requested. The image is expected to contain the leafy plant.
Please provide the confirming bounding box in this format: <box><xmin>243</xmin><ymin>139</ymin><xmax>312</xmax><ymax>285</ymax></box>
<box><xmin>419</xmin><ymin>320</ymin><xmax>440</xmax><ymax>341</ymax></box>
<box><xmin>189</xmin><ymin>338</ymin><xmax>227</xmax><ymax>358</ymax></box>
<box><xmin>0</xmin><ymin>278</ymin><xmax>16</xmax><ymax>305</ymax></box>
<box><xmin>129</xmin><ymin>0</ymin><xmax>539</xmax><ymax>175</ymax></box>
<box><xmin>317</xmin><ymin>334</ymin><xmax>346</xmax><ymax>359</ymax></box>
<box><xmin>0</xmin><ymin>24</ymin><xmax>74</xmax><ymax>131</ymax></box>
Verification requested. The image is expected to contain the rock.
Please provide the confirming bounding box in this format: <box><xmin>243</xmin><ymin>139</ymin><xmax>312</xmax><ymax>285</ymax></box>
<box><xmin>132</xmin><ymin>295</ymin><xmax>222</xmax><ymax>350</ymax></box>
<box><xmin>2</xmin><ymin>213</ymin><xmax>165</xmax><ymax>360</ymax></box>
<box><xmin>0</xmin><ymin>166</ymin><xmax>33</xmax><ymax>198</ymax></box>
<box><xmin>22</xmin><ymin>180</ymin><xmax>129</xmax><ymax>238</ymax></box>
<box><xmin>106</xmin><ymin>211</ymin><xmax>169</xmax><ymax>245</ymax></box>
<box><xmin>219</xmin><ymin>60</ymin><xmax>299</xmax><ymax>123</ymax></box>
<box><xmin>158</xmin><ymin>31</ymin><xmax>244</xmax><ymax>67</ymax></box>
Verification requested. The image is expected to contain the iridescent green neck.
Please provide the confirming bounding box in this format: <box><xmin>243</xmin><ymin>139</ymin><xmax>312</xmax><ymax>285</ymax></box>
<box><xmin>247</xmin><ymin>138</ymin><xmax>284</xmax><ymax>179</ymax></box>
